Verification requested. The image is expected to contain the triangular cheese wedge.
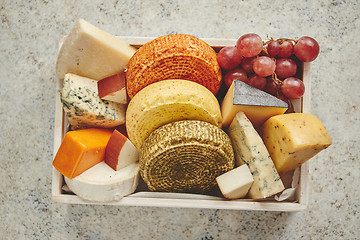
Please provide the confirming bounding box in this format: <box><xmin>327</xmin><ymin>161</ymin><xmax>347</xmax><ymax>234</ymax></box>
<box><xmin>221</xmin><ymin>80</ymin><xmax>288</xmax><ymax>128</ymax></box>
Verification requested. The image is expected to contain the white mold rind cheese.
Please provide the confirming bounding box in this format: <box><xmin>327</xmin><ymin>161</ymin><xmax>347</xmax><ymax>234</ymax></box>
<box><xmin>61</xmin><ymin>73</ymin><xmax>126</xmax><ymax>129</ymax></box>
<box><xmin>228</xmin><ymin>112</ymin><xmax>285</xmax><ymax>199</ymax></box>
<box><xmin>65</xmin><ymin>162</ymin><xmax>139</xmax><ymax>202</ymax></box>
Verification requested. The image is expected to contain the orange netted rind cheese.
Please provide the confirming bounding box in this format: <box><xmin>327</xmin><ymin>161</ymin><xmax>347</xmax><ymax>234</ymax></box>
<box><xmin>126</xmin><ymin>34</ymin><xmax>222</xmax><ymax>98</ymax></box>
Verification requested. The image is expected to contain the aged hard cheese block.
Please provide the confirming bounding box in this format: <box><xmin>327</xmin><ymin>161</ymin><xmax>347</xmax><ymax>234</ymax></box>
<box><xmin>216</xmin><ymin>164</ymin><xmax>254</xmax><ymax>199</ymax></box>
<box><xmin>61</xmin><ymin>73</ymin><xmax>126</xmax><ymax>129</ymax></box>
<box><xmin>53</xmin><ymin>128</ymin><xmax>112</xmax><ymax>179</ymax></box>
<box><xmin>65</xmin><ymin>162</ymin><xmax>139</xmax><ymax>202</ymax></box>
<box><xmin>105</xmin><ymin>130</ymin><xmax>139</xmax><ymax>171</ymax></box>
<box><xmin>261</xmin><ymin>113</ymin><xmax>332</xmax><ymax>173</ymax></box>
<box><xmin>97</xmin><ymin>73</ymin><xmax>127</xmax><ymax>104</ymax></box>
<box><xmin>221</xmin><ymin>80</ymin><xmax>288</xmax><ymax>128</ymax></box>
<box><xmin>139</xmin><ymin>120</ymin><xmax>235</xmax><ymax>193</ymax></box>
<box><xmin>126</xmin><ymin>80</ymin><xmax>222</xmax><ymax>149</ymax></box>
<box><xmin>228</xmin><ymin>112</ymin><xmax>284</xmax><ymax>199</ymax></box>
<box><xmin>56</xmin><ymin>19</ymin><xmax>136</xmax><ymax>80</ymax></box>
<box><xmin>126</xmin><ymin>34</ymin><xmax>222</xmax><ymax>98</ymax></box>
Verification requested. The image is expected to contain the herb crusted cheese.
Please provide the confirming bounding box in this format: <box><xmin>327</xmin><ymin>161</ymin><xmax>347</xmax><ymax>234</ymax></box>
<box><xmin>61</xmin><ymin>73</ymin><xmax>125</xmax><ymax>129</ymax></box>
<box><xmin>228</xmin><ymin>112</ymin><xmax>284</xmax><ymax>199</ymax></box>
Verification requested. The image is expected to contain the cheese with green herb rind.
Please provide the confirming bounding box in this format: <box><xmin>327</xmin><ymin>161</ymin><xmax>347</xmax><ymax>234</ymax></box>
<box><xmin>228</xmin><ymin>112</ymin><xmax>284</xmax><ymax>199</ymax></box>
<box><xmin>61</xmin><ymin>73</ymin><xmax>125</xmax><ymax>129</ymax></box>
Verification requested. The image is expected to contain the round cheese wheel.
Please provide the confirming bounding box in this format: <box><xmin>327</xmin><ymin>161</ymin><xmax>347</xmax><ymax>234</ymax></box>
<box><xmin>139</xmin><ymin>120</ymin><xmax>235</xmax><ymax>193</ymax></box>
<box><xmin>126</xmin><ymin>79</ymin><xmax>222</xmax><ymax>149</ymax></box>
<box><xmin>65</xmin><ymin>162</ymin><xmax>139</xmax><ymax>202</ymax></box>
<box><xmin>125</xmin><ymin>34</ymin><xmax>222</xmax><ymax>98</ymax></box>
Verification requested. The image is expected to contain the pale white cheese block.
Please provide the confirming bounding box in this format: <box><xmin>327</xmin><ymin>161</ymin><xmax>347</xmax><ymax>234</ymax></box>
<box><xmin>216</xmin><ymin>164</ymin><xmax>254</xmax><ymax>199</ymax></box>
<box><xmin>56</xmin><ymin>18</ymin><xmax>136</xmax><ymax>80</ymax></box>
<box><xmin>61</xmin><ymin>73</ymin><xmax>126</xmax><ymax>129</ymax></box>
<box><xmin>228</xmin><ymin>112</ymin><xmax>285</xmax><ymax>199</ymax></box>
<box><xmin>65</xmin><ymin>162</ymin><xmax>139</xmax><ymax>202</ymax></box>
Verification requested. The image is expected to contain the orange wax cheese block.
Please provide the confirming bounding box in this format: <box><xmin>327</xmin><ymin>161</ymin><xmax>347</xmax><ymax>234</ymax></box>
<box><xmin>126</xmin><ymin>34</ymin><xmax>222</xmax><ymax>98</ymax></box>
<box><xmin>221</xmin><ymin>80</ymin><xmax>288</xmax><ymax>128</ymax></box>
<box><xmin>105</xmin><ymin>130</ymin><xmax>139</xmax><ymax>171</ymax></box>
<box><xmin>261</xmin><ymin>113</ymin><xmax>332</xmax><ymax>173</ymax></box>
<box><xmin>53</xmin><ymin>128</ymin><xmax>112</xmax><ymax>179</ymax></box>
<box><xmin>97</xmin><ymin>73</ymin><xmax>127</xmax><ymax>104</ymax></box>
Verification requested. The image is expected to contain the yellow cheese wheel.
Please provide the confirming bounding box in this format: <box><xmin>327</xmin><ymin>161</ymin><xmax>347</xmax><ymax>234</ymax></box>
<box><xmin>139</xmin><ymin>120</ymin><xmax>235</xmax><ymax>193</ymax></box>
<box><xmin>125</xmin><ymin>79</ymin><xmax>222</xmax><ymax>149</ymax></box>
<box><xmin>125</xmin><ymin>34</ymin><xmax>222</xmax><ymax>98</ymax></box>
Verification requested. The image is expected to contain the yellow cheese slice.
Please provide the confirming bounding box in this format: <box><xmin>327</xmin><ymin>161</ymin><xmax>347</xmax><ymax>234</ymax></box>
<box><xmin>56</xmin><ymin>19</ymin><xmax>136</xmax><ymax>80</ymax></box>
<box><xmin>261</xmin><ymin>113</ymin><xmax>332</xmax><ymax>173</ymax></box>
<box><xmin>139</xmin><ymin>120</ymin><xmax>235</xmax><ymax>193</ymax></box>
<box><xmin>126</xmin><ymin>79</ymin><xmax>222</xmax><ymax>149</ymax></box>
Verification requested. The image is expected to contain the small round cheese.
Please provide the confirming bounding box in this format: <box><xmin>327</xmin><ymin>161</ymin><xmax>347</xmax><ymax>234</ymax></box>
<box><xmin>126</xmin><ymin>34</ymin><xmax>222</xmax><ymax>98</ymax></box>
<box><xmin>139</xmin><ymin>120</ymin><xmax>235</xmax><ymax>194</ymax></box>
<box><xmin>65</xmin><ymin>162</ymin><xmax>139</xmax><ymax>202</ymax></box>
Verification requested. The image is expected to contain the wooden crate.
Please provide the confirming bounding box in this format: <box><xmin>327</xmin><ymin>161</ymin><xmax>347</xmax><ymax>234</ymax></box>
<box><xmin>52</xmin><ymin>37</ymin><xmax>311</xmax><ymax>211</ymax></box>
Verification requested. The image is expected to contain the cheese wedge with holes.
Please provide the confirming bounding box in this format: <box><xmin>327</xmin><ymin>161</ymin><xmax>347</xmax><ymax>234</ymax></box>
<box><xmin>65</xmin><ymin>162</ymin><xmax>139</xmax><ymax>202</ymax></box>
<box><xmin>216</xmin><ymin>164</ymin><xmax>254</xmax><ymax>199</ymax></box>
<box><xmin>221</xmin><ymin>80</ymin><xmax>288</xmax><ymax>128</ymax></box>
<box><xmin>56</xmin><ymin>19</ymin><xmax>136</xmax><ymax>80</ymax></box>
<box><xmin>126</xmin><ymin>34</ymin><xmax>222</xmax><ymax>98</ymax></box>
<box><xmin>228</xmin><ymin>112</ymin><xmax>284</xmax><ymax>199</ymax></box>
<box><xmin>61</xmin><ymin>73</ymin><xmax>126</xmax><ymax>129</ymax></box>
<box><xmin>105</xmin><ymin>130</ymin><xmax>139</xmax><ymax>171</ymax></box>
<box><xmin>126</xmin><ymin>79</ymin><xmax>222</xmax><ymax>149</ymax></box>
<box><xmin>53</xmin><ymin>128</ymin><xmax>112</xmax><ymax>179</ymax></box>
<box><xmin>261</xmin><ymin>113</ymin><xmax>332</xmax><ymax>173</ymax></box>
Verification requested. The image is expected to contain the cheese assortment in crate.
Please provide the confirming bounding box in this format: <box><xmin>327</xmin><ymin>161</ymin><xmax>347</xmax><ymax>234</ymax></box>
<box><xmin>52</xmin><ymin>19</ymin><xmax>332</xmax><ymax>211</ymax></box>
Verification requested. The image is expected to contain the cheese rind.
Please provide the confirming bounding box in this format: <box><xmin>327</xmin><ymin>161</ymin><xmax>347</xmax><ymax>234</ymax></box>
<box><xmin>261</xmin><ymin>113</ymin><xmax>332</xmax><ymax>173</ymax></box>
<box><xmin>140</xmin><ymin>120</ymin><xmax>235</xmax><ymax>193</ymax></box>
<box><xmin>221</xmin><ymin>80</ymin><xmax>288</xmax><ymax>128</ymax></box>
<box><xmin>61</xmin><ymin>73</ymin><xmax>126</xmax><ymax>129</ymax></box>
<box><xmin>126</xmin><ymin>34</ymin><xmax>222</xmax><ymax>98</ymax></box>
<box><xmin>56</xmin><ymin>19</ymin><xmax>136</xmax><ymax>80</ymax></box>
<box><xmin>228</xmin><ymin>112</ymin><xmax>284</xmax><ymax>199</ymax></box>
<box><xmin>53</xmin><ymin>128</ymin><xmax>112</xmax><ymax>179</ymax></box>
<box><xmin>105</xmin><ymin>130</ymin><xmax>139</xmax><ymax>171</ymax></box>
<box><xmin>126</xmin><ymin>79</ymin><xmax>222</xmax><ymax>149</ymax></box>
<box><xmin>216</xmin><ymin>164</ymin><xmax>254</xmax><ymax>199</ymax></box>
<box><xmin>97</xmin><ymin>73</ymin><xmax>127</xmax><ymax>104</ymax></box>
<box><xmin>65</xmin><ymin>162</ymin><xmax>139</xmax><ymax>202</ymax></box>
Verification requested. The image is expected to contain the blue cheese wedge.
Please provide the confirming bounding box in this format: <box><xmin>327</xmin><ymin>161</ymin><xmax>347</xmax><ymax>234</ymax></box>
<box><xmin>61</xmin><ymin>73</ymin><xmax>126</xmax><ymax>129</ymax></box>
<box><xmin>228</xmin><ymin>112</ymin><xmax>284</xmax><ymax>199</ymax></box>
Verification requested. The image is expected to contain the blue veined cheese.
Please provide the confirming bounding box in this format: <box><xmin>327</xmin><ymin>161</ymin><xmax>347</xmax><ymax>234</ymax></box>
<box><xmin>228</xmin><ymin>112</ymin><xmax>284</xmax><ymax>199</ymax></box>
<box><xmin>61</xmin><ymin>73</ymin><xmax>126</xmax><ymax>129</ymax></box>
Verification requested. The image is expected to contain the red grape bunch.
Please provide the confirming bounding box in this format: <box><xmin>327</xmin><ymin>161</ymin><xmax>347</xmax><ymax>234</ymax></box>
<box><xmin>217</xmin><ymin>33</ymin><xmax>319</xmax><ymax>102</ymax></box>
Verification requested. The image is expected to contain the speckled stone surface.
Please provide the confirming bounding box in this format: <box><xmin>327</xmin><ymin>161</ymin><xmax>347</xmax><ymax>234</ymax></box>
<box><xmin>0</xmin><ymin>0</ymin><xmax>359</xmax><ymax>239</ymax></box>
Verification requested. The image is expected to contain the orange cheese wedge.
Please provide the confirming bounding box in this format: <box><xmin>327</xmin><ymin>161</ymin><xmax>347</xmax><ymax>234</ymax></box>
<box><xmin>126</xmin><ymin>34</ymin><xmax>222</xmax><ymax>98</ymax></box>
<box><xmin>52</xmin><ymin>128</ymin><xmax>112</xmax><ymax>179</ymax></box>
